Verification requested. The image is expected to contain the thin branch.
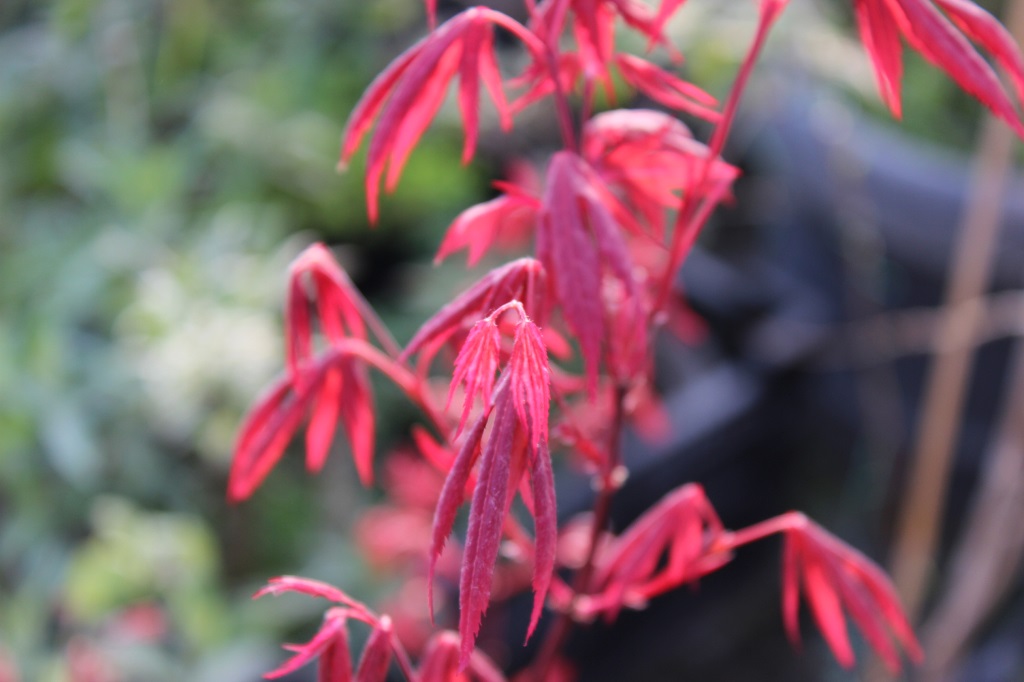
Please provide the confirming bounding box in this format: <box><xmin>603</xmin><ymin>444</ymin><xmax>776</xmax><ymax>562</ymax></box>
<box><xmin>887</xmin><ymin>0</ymin><xmax>1024</xmax><ymax>623</ymax></box>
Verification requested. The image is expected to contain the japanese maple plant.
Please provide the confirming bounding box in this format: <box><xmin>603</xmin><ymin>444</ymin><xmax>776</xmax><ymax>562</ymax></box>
<box><xmin>228</xmin><ymin>0</ymin><xmax>1024</xmax><ymax>679</ymax></box>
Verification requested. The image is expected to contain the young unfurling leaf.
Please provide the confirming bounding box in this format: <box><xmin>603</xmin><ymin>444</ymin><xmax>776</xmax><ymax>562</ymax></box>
<box><xmin>509</xmin><ymin>318</ymin><xmax>551</xmax><ymax>451</ymax></box>
<box><xmin>449</xmin><ymin>319</ymin><xmax>501</xmax><ymax>436</ymax></box>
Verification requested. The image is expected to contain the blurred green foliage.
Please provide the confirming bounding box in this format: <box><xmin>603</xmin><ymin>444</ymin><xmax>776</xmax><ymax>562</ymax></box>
<box><xmin>0</xmin><ymin>0</ymin><xmax>483</xmax><ymax>678</ymax></box>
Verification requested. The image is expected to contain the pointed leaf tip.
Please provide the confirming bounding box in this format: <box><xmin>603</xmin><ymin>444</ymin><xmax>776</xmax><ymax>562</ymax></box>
<box><xmin>354</xmin><ymin>618</ymin><xmax>393</xmax><ymax>682</ymax></box>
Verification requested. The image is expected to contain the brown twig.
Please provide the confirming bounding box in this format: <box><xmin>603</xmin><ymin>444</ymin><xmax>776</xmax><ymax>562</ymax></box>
<box><xmin>918</xmin><ymin>341</ymin><xmax>1024</xmax><ymax>680</ymax></box>
<box><xmin>888</xmin><ymin>0</ymin><xmax>1024</xmax><ymax>634</ymax></box>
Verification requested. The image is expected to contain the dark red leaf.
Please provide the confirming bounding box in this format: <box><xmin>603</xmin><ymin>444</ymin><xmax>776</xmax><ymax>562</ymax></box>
<box><xmin>430</xmin><ymin>408</ymin><xmax>491</xmax><ymax>616</ymax></box>
<box><xmin>538</xmin><ymin>152</ymin><xmax>604</xmax><ymax>392</ymax></box>
<box><xmin>459</xmin><ymin>386</ymin><xmax>517</xmax><ymax>667</ymax></box>
<box><xmin>509</xmin><ymin>319</ymin><xmax>551</xmax><ymax>451</ymax></box>
<box><xmin>527</xmin><ymin>442</ymin><xmax>557</xmax><ymax>639</ymax></box>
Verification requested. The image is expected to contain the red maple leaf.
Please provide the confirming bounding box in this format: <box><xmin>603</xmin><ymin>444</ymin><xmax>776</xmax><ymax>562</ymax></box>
<box><xmin>449</xmin><ymin>318</ymin><xmax>501</xmax><ymax>436</ymax></box>
<box><xmin>581</xmin><ymin>108</ymin><xmax>738</xmax><ymax>242</ymax></box>
<box><xmin>229</xmin><ymin>245</ymin><xmax>432</xmax><ymax>499</ymax></box>
<box><xmin>538</xmin><ymin>151</ymin><xmax>650</xmax><ymax>390</ymax></box>
<box><xmin>613</xmin><ymin>54</ymin><xmax>720</xmax><ymax>122</ymax></box>
<box><xmin>855</xmin><ymin>0</ymin><xmax>1024</xmax><ymax>134</ymax></box>
<box><xmin>779</xmin><ymin>515</ymin><xmax>923</xmax><ymax>673</ymax></box>
<box><xmin>228</xmin><ymin>337</ymin><xmax>418</xmax><ymax>501</ymax></box>
<box><xmin>531</xmin><ymin>0</ymin><xmax>686</xmax><ymax>81</ymax></box>
<box><xmin>583</xmin><ymin>484</ymin><xmax>730</xmax><ymax>619</ymax></box>
<box><xmin>339</xmin><ymin>8</ymin><xmax>545</xmax><ymax>221</ymax></box>
<box><xmin>435</xmin><ymin>181</ymin><xmax>540</xmax><ymax>267</ymax></box>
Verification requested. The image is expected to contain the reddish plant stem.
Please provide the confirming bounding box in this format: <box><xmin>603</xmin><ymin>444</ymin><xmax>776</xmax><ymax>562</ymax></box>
<box><xmin>532</xmin><ymin>384</ymin><xmax>628</xmax><ymax>679</ymax></box>
<box><xmin>652</xmin><ymin>0</ymin><xmax>786</xmax><ymax>316</ymax></box>
<box><xmin>717</xmin><ymin>511</ymin><xmax>803</xmax><ymax>551</ymax></box>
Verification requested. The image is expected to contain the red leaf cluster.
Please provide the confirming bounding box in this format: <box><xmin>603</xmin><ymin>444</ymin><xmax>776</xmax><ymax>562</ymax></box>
<box><xmin>429</xmin><ymin>309</ymin><xmax>555</xmax><ymax>667</ymax></box>
<box><xmin>258</xmin><ymin>577</ymin><xmax>509</xmax><ymax>682</ymax></box>
<box><xmin>229</xmin><ymin>245</ymin><xmax>415</xmax><ymax>501</ymax></box>
<box><xmin>256</xmin><ymin>577</ymin><xmax>388</xmax><ymax>682</ymax></box>
<box><xmin>582</xmin><ymin>484</ymin><xmax>730</xmax><ymax>618</ymax></box>
<box><xmin>340</xmin><ymin>8</ymin><xmax>545</xmax><ymax>221</ymax></box>
<box><xmin>227</xmin><ymin>0</ymin><xmax>1024</xmax><ymax>673</ymax></box>
<box><xmin>855</xmin><ymin>0</ymin><xmax>1024</xmax><ymax>135</ymax></box>
<box><xmin>403</xmin><ymin>258</ymin><xmax>548</xmax><ymax>368</ymax></box>
<box><xmin>780</xmin><ymin>515</ymin><xmax>924</xmax><ymax>674</ymax></box>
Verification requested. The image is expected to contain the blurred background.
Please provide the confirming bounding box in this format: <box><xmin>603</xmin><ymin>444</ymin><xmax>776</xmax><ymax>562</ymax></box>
<box><xmin>2</xmin><ymin>0</ymin><xmax>1023</xmax><ymax>680</ymax></box>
